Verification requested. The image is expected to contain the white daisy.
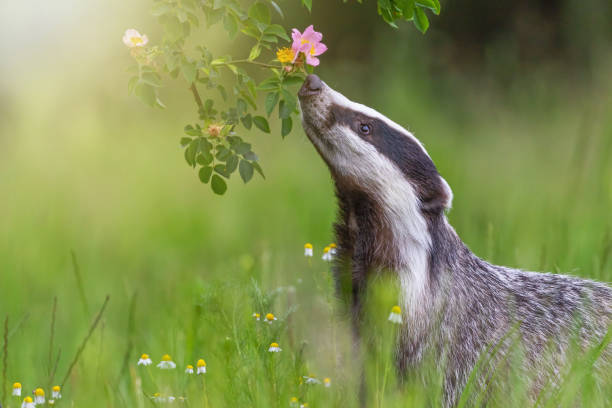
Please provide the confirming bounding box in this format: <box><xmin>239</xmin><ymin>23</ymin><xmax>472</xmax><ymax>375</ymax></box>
<box><xmin>52</xmin><ymin>385</ymin><xmax>61</xmax><ymax>399</ymax></box>
<box><xmin>388</xmin><ymin>305</ymin><xmax>402</xmax><ymax>324</ymax></box>
<box><xmin>324</xmin><ymin>377</ymin><xmax>332</xmax><ymax>387</ymax></box>
<box><xmin>304</xmin><ymin>243</ymin><xmax>313</xmax><ymax>257</ymax></box>
<box><xmin>252</xmin><ymin>313</ymin><xmax>261</xmax><ymax>321</ymax></box>
<box><xmin>268</xmin><ymin>342</ymin><xmax>282</xmax><ymax>352</ymax></box>
<box><xmin>322</xmin><ymin>246</ymin><xmax>332</xmax><ymax>261</ymax></box>
<box><xmin>196</xmin><ymin>359</ymin><xmax>207</xmax><ymax>374</ymax></box>
<box><xmin>138</xmin><ymin>353</ymin><xmax>152</xmax><ymax>366</ymax></box>
<box><xmin>185</xmin><ymin>364</ymin><xmax>194</xmax><ymax>374</ymax></box>
<box><xmin>303</xmin><ymin>374</ymin><xmax>321</xmax><ymax>384</ymax></box>
<box><xmin>122</xmin><ymin>29</ymin><xmax>148</xmax><ymax>48</ymax></box>
<box><xmin>34</xmin><ymin>388</ymin><xmax>45</xmax><ymax>404</ymax></box>
<box><xmin>21</xmin><ymin>396</ymin><xmax>35</xmax><ymax>408</ymax></box>
<box><xmin>329</xmin><ymin>243</ymin><xmax>337</xmax><ymax>255</ymax></box>
<box><xmin>12</xmin><ymin>382</ymin><xmax>21</xmax><ymax>396</ymax></box>
<box><xmin>157</xmin><ymin>354</ymin><xmax>177</xmax><ymax>369</ymax></box>
<box><xmin>264</xmin><ymin>313</ymin><xmax>277</xmax><ymax>324</ymax></box>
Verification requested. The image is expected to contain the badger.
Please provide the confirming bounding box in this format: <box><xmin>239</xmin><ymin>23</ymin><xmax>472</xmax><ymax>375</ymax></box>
<box><xmin>298</xmin><ymin>74</ymin><xmax>611</xmax><ymax>406</ymax></box>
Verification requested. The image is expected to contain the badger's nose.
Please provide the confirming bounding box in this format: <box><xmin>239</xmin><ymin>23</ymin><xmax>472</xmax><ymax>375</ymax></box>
<box><xmin>299</xmin><ymin>74</ymin><xmax>323</xmax><ymax>97</ymax></box>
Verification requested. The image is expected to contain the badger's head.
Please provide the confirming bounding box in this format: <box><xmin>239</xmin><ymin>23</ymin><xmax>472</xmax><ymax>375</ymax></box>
<box><xmin>298</xmin><ymin>74</ymin><xmax>453</xmax><ymax>218</ymax></box>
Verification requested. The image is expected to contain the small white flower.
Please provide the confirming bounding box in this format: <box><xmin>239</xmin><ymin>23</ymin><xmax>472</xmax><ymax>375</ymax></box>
<box><xmin>252</xmin><ymin>313</ymin><xmax>261</xmax><ymax>321</ymax></box>
<box><xmin>122</xmin><ymin>29</ymin><xmax>148</xmax><ymax>48</ymax></box>
<box><xmin>268</xmin><ymin>342</ymin><xmax>282</xmax><ymax>352</ymax></box>
<box><xmin>185</xmin><ymin>365</ymin><xmax>194</xmax><ymax>374</ymax></box>
<box><xmin>168</xmin><ymin>396</ymin><xmax>176</xmax><ymax>403</ymax></box>
<box><xmin>49</xmin><ymin>400</ymin><xmax>56</xmax><ymax>405</ymax></box>
<box><xmin>290</xmin><ymin>397</ymin><xmax>299</xmax><ymax>407</ymax></box>
<box><xmin>324</xmin><ymin>377</ymin><xmax>332</xmax><ymax>388</ymax></box>
<box><xmin>388</xmin><ymin>305</ymin><xmax>402</xmax><ymax>324</ymax></box>
<box><xmin>300</xmin><ymin>404</ymin><xmax>309</xmax><ymax>408</ymax></box>
<box><xmin>12</xmin><ymin>382</ymin><xmax>22</xmax><ymax>396</ymax></box>
<box><xmin>138</xmin><ymin>353</ymin><xmax>152</xmax><ymax>366</ymax></box>
<box><xmin>34</xmin><ymin>388</ymin><xmax>45</xmax><ymax>404</ymax></box>
<box><xmin>196</xmin><ymin>359</ymin><xmax>207</xmax><ymax>374</ymax></box>
<box><xmin>21</xmin><ymin>396</ymin><xmax>35</xmax><ymax>408</ymax></box>
<box><xmin>303</xmin><ymin>374</ymin><xmax>321</xmax><ymax>384</ymax></box>
<box><xmin>264</xmin><ymin>313</ymin><xmax>278</xmax><ymax>324</ymax></box>
<box><xmin>157</xmin><ymin>354</ymin><xmax>177</xmax><ymax>369</ymax></box>
<box><xmin>152</xmin><ymin>393</ymin><xmax>164</xmax><ymax>402</ymax></box>
<box><xmin>304</xmin><ymin>243</ymin><xmax>313</xmax><ymax>257</ymax></box>
<box><xmin>322</xmin><ymin>246</ymin><xmax>332</xmax><ymax>261</ymax></box>
<box><xmin>52</xmin><ymin>385</ymin><xmax>61</xmax><ymax>399</ymax></box>
<box><xmin>329</xmin><ymin>243</ymin><xmax>337</xmax><ymax>255</ymax></box>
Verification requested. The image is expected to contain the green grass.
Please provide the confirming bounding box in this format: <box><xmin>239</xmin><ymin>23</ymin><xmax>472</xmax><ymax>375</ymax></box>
<box><xmin>1</xmin><ymin>8</ymin><xmax>611</xmax><ymax>406</ymax></box>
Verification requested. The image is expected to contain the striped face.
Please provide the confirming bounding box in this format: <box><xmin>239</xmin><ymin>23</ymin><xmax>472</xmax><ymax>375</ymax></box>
<box><xmin>298</xmin><ymin>75</ymin><xmax>452</xmax><ymax>215</ymax></box>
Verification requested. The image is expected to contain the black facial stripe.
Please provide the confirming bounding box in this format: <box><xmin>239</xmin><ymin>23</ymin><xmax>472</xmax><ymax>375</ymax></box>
<box><xmin>329</xmin><ymin>103</ymin><xmax>449</xmax><ymax>213</ymax></box>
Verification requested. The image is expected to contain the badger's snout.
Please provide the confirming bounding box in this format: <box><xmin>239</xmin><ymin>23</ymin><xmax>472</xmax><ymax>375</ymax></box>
<box><xmin>299</xmin><ymin>74</ymin><xmax>323</xmax><ymax>97</ymax></box>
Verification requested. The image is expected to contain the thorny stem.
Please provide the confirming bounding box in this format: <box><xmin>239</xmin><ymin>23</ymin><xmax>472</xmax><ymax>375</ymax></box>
<box><xmin>189</xmin><ymin>83</ymin><xmax>204</xmax><ymax>112</ymax></box>
<box><xmin>61</xmin><ymin>295</ymin><xmax>110</xmax><ymax>388</ymax></box>
<box><xmin>224</xmin><ymin>59</ymin><xmax>281</xmax><ymax>69</ymax></box>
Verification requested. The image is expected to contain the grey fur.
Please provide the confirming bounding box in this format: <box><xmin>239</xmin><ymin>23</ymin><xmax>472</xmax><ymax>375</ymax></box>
<box><xmin>298</xmin><ymin>75</ymin><xmax>612</xmax><ymax>406</ymax></box>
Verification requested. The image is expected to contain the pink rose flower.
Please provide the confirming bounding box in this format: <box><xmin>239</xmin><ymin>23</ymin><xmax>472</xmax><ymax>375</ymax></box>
<box><xmin>291</xmin><ymin>25</ymin><xmax>328</xmax><ymax>67</ymax></box>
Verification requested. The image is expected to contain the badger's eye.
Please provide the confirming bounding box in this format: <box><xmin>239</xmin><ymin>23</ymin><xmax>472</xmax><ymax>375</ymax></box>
<box><xmin>359</xmin><ymin>123</ymin><xmax>372</xmax><ymax>135</ymax></box>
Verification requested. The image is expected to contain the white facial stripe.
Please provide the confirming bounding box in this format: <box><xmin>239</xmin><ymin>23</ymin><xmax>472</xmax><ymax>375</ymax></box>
<box><xmin>326</xmin><ymin>86</ymin><xmax>431</xmax><ymax>158</ymax></box>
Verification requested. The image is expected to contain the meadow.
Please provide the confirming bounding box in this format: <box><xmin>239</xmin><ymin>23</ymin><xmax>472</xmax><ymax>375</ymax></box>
<box><xmin>1</xmin><ymin>0</ymin><xmax>611</xmax><ymax>406</ymax></box>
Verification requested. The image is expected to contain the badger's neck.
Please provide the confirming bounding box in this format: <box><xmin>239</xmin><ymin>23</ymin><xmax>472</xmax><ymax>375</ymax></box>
<box><xmin>335</xmin><ymin>181</ymin><xmax>469</xmax><ymax>320</ymax></box>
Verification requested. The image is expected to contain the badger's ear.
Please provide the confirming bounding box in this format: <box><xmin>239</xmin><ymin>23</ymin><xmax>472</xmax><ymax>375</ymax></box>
<box><xmin>421</xmin><ymin>176</ymin><xmax>453</xmax><ymax>214</ymax></box>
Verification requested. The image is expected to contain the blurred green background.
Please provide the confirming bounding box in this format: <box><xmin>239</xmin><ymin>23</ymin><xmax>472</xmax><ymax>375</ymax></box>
<box><xmin>0</xmin><ymin>0</ymin><xmax>611</xmax><ymax>406</ymax></box>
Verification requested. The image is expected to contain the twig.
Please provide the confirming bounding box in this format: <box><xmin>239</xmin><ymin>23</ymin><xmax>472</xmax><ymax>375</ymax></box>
<box><xmin>7</xmin><ymin>313</ymin><xmax>29</xmax><ymax>341</ymax></box>
<box><xmin>223</xmin><ymin>59</ymin><xmax>280</xmax><ymax>69</ymax></box>
<box><xmin>71</xmin><ymin>250</ymin><xmax>90</xmax><ymax>316</ymax></box>
<box><xmin>189</xmin><ymin>83</ymin><xmax>204</xmax><ymax>111</ymax></box>
<box><xmin>2</xmin><ymin>316</ymin><xmax>8</xmax><ymax>406</ymax></box>
<box><xmin>48</xmin><ymin>297</ymin><xmax>57</xmax><ymax>374</ymax></box>
<box><xmin>60</xmin><ymin>295</ymin><xmax>110</xmax><ymax>388</ymax></box>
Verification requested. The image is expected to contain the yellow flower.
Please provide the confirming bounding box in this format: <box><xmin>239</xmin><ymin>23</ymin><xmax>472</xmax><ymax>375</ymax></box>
<box><xmin>276</xmin><ymin>47</ymin><xmax>296</xmax><ymax>64</ymax></box>
<box><xmin>265</xmin><ymin>313</ymin><xmax>277</xmax><ymax>323</ymax></box>
<box><xmin>324</xmin><ymin>377</ymin><xmax>331</xmax><ymax>387</ymax></box>
<box><xmin>52</xmin><ymin>385</ymin><xmax>61</xmax><ymax>399</ymax></box>
<box><xmin>185</xmin><ymin>364</ymin><xmax>194</xmax><ymax>374</ymax></box>
<box><xmin>304</xmin><ymin>243</ymin><xmax>313</xmax><ymax>257</ymax></box>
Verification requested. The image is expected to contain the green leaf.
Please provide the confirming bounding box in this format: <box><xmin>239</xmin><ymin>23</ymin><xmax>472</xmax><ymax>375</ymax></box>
<box><xmin>180</xmin><ymin>137</ymin><xmax>192</xmax><ymax>147</ymax></box>
<box><xmin>258</xmin><ymin>76</ymin><xmax>281</xmax><ymax>91</ymax></box>
<box><xmin>184</xmin><ymin>124</ymin><xmax>201</xmax><ymax>136</ymax></box>
<box><xmin>416</xmin><ymin>0</ymin><xmax>440</xmax><ymax>15</ymax></box>
<box><xmin>265</xmin><ymin>92</ymin><xmax>280</xmax><ymax>117</ymax></box>
<box><xmin>269</xmin><ymin>1</ymin><xmax>284</xmax><ymax>18</ymax></box>
<box><xmin>182</xmin><ymin>60</ymin><xmax>197</xmax><ymax>83</ymax></box>
<box><xmin>216</xmin><ymin>146</ymin><xmax>231</xmax><ymax>161</ymax></box>
<box><xmin>301</xmin><ymin>0</ymin><xmax>312</xmax><ymax>12</ymax></box>
<box><xmin>282</xmin><ymin>76</ymin><xmax>305</xmax><ymax>87</ymax></box>
<box><xmin>226</xmin><ymin>155</ymin><xmax>239</xmax><ymax>173</ymax></box>
<box><xmin>253</xmin><ymin>116</ymin><xmax>271</xmax><ymax>133</ymax></box>
<box><xmin>413</xmin><ymin>6</ymin><xmax>430</xmax><ymax>33</ymax></box>
<box><xmin>243</xmin><ymin>151</ymin><xmax>258</xmax><ymax>161</ymax></box>
<box><xmin>211</xmin><ymin>174</ymin><xmax>227</xmax><ymax>195</ymax></box>
<box><xmin>252</xmin><ymin>162</ymin><xmax>265</xmax><ymax>179</ymax></box>
<box><xmin>241</xmin><ymin>114</ymin><xmax>253</xmax><ymax>129</ymax></box>
<box><xmin>128</xmin><ymin>76</ymin><xmax>139</xmax><ymax>94</ymax></box>
<box><xmin>151</xmin><ymin>2</ymin><xmax>172</xmax><ymax>16</ymax></box>
<box><xmin>135</xmin><ymin>82</ymin><xmax>157</xmax><ymax>107</ymax></box>
<box><xmin>248</xmin><ymin>2</ymin><xmax>271</xmax><ymax>25</ymax></box>
<box><xmin>199</xmin><ymin>166</ymin><xmax>213</xmax><ymax>183</ymax></box>
<box><xmin>279</xmin><ymin>89</ymin><xmax>297</xmax><ymax>119</ymax></box>
<box><xmin>264</xmin><ymin>24</ymin><xmax>289</xmax><ymax>41</ymax></box>
<box><xmin>197</xmin><ymin>151</ymin><xmax>213</xmax><ymax>165</ymax></box>
<box><xmin>214</xmin><ymin>164</ymin><xmax>231</xmax><ymax>178</ymax></box>
<box><xmin>184</xmin><ymin>140</ymin><xmax>198</xmax><ymax>167</ymax></box>
<box><xmin>281</xmin><ymin>117</ymin><xmax>292</xmax><ymax>138</ymax></box>
<box><xmin>248</xmin><ymin>44</ymin><xmax>261</xmax><ymax>61</ymax></box>
<box><xmin>223</xmin><ymin>13</ymin><xmax>238</xmax><ymax>38</ymax></box>
<box><xmin>239</xmin><ymin>160</ymin><xmax>254</xmax><ymax>183</ymax></box>
<box><xmin>233</xmin><ymin>142</ymin><xmax>252</xmax><ymax>155</ymax></box>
